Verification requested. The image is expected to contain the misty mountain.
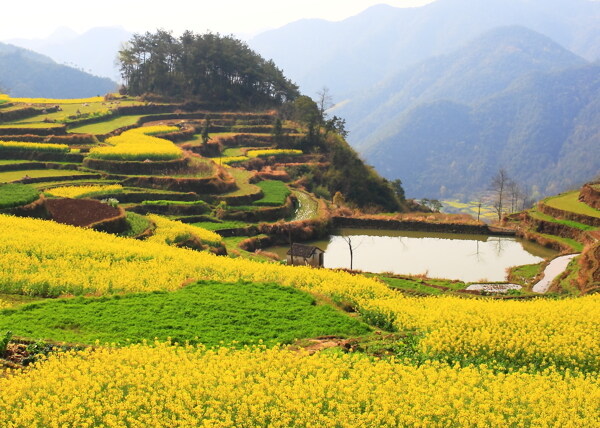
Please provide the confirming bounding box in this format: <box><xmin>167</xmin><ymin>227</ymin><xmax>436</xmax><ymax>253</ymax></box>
<box><xmin>341</xmin><ymin>26</ymin><xmax>588</xmax><ymax>148</ymax></box>
<box><xmin>0</xmin><ymin>42</ymin><xmax>117</xmax><ymax>98</ymax></box>
<box><xmin>250</xmin><ymin>0</ymin><xmax>600</xmax><ymax>98</ymax></box>
<box><xmin>7</xmin><ymin>26</ymin><xmax>132</xmax><ymax>80</ymax></box>
<box><xmin>361</xmin><ymin>62</ymin><xmax>600</xmax><ymax>199</ymax></box>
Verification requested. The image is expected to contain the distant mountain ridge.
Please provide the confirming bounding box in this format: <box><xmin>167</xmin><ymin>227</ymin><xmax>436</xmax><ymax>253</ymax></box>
<box><xmin>7</xmin><ymin>26</ymin><xmax>132</xmax><ymax>80</ymax></box>
<box><xmin>361</xmin><ymin>60</ymin><xmax>600</xmax><ymax>199</ymax></box>
<box><xmin>250</xmin><ymin>0</ymin><xmax>600</xmax><ymax>98</ymax></box>
<box><xmin>341</xmin><ymin>26</ymin><xmax>588</xmax><ymax>149</ymax></box>
<box><xmin>0</xmin><ymin>42</ymin><xmax>117</xmax><ymax>98</ymax></box>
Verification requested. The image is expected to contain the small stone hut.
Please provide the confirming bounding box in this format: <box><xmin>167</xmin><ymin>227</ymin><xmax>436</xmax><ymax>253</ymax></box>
<box><xmin>286</xmin><ymin>243</ymin><xmax>324</xmax><ymax>267</ymax></box>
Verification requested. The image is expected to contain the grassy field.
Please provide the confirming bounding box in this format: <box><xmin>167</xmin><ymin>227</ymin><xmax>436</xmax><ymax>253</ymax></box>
<box><xmin>0</xmin><ymin>183</ymin><xmax>39</xmax><ymax>209</ymax></box>
<box><xmin>68</xmin><ymin>115</ymin><xmax>145</xmax><ymax>134</ymax></box>
<box><xmin>539</xmin><ymin>233</ymin><xmax>584</xmax><ymax>252</ymax></box>
<box><xmin>544</xmin><ymin>191</ymin><xmax>600</xmax><ymax>219</ymax></box>
<box><xmin>192</xmin><ymin>220</ymin><xmax>250</xmax><ymax>231</ymax></box>
<box><xmin>529</xmin><ymin>210</ymin><xmax>597</xmax><ymax>231</ymax></box>
<box><xmin>0</xmin><ymin>123</ymin><xmax>64</xmax><ymax>129</ymax></box>
<box><xmin>222</xmin><ymin>167</ymin><xmax>261</xmax><ymax>197</ymax></box>
<box><xmin>0</xmin><ymin>160</ymin><xmax>31</xmax><ymax>165</ymax></box>
<box><xmin>118</xmin><ymin>212</ymin><xmax>153</xmax><ymax>238</ymax></box>
<box><xmin>11</xmin><ymin>100</ymin><xmax>143</xmax><ymax>124</ymax></box>
<box><xmin>379</xmin><ymin>277</ymin><xmax>445</xmax><ymax>295</ymax></box>
<box><xmin>253</xmin><ymin>180</ymin><xmax>290</xmax><ymax>206</ymax></box>
<box><xmin>377</xmin><ymin>275</ymin><xmax>468</xmax><ymax>296</ymax></box>
<box><xmin>0</xmin><ymin>280</ymin><xmax>369</xmax><ymax>346</ymax></box>
<box><xmin>0</xmin><ymin>169</ymin><xmax>91</xmax><ymax>183</ymax></box>
<box><xmin>508</xmin><ymin>262</ymin><xmax>545</xmax><ymax>286</ymax></box>
<box><xmin>30</xmin><ymin>179</ymin><xmax>120</xmax><ymax>190</ymax></box>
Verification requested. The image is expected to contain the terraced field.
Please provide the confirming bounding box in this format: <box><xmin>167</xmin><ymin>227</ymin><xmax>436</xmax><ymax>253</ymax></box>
<box><xmin>512</xmin><ymin>184</ymin><xmax>600</xmax><ymax>293</ymax></box>
<box><xmin>1</xmin><ymin>94</ymin><xmax>598</xmax><ymax>427</ymax></box>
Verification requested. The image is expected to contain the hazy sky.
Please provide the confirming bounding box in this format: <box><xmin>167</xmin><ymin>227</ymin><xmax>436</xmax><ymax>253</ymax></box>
<box><xmin>2</xmin><ymin>0</ymin><xmax>435</xmax><ymax>40</ymax></box>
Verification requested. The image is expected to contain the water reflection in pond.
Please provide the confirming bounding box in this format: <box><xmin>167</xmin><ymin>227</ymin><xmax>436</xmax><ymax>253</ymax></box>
<box><xmin>266</xmin><ymin>229</ymin><xmax>557</xmax><ymax>283</ymax></box>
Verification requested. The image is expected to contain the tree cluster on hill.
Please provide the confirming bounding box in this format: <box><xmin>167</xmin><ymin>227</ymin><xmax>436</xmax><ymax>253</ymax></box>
<box><xmin>284</xmin><ymin>94</ymin><xmax>405</xmax><ymax>212</ymax></box>
<box><xmin>118</xmin><ymin>30</ymin><xmax>300</xmax><ymax>107</ymax></box>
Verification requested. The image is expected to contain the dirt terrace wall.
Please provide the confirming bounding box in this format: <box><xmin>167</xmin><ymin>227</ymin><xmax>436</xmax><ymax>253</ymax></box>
<box><xmin>223</xmin><ymin>196</ymin><xmax>295</xmax><ymax>222</ymax></box>
<box><xmin>0</xmin><ymin>106</ymin><xmax>59</xmax><ymax>123</ymax></box>
<box><xmin>17</xmin><ymin>174</ymin><xmax>101</xmax><ymax>184</ymax></box>
<box><xmin>119</xmin><ymin>168</ymin><xmax>235</xmax><ymax>194</ymax></box>
<box><xmin>579</xmin><ymin>184</ymin><xmax>600</xmax><ymax>210</ymax></box>
<box><xmin>514</xmin><ymin>229</ymin><xmax>570</xmax><ymax>253</ymax></box>
<box><xmin>0</xmin><ymin>151</ymin><xmax>84</xmax><ymax>162</ymax></box>
<box><xmin>0</xmin><ymin>161</ymin><xmax>80</xmax><ymax>172</ymax></box>
<box><xmin>0</xmin><ymin>195</ymin><xmax>48</xmax><ymax>219</ymax></box>
<box><xmin>83</xmin><ymin>157</ymin><xmax>189</xmax><ymax>175</ymax></box>
<box><xmin>217</xmin><ymin>188</ymin><xmax>264</xmax><ymax>206</ymax></box>
<box><xmin>578</xmin><ymin>241</ymin><xmax>600</xmax><ymax>293</ymax></box>
<box><xmin>3</xmin><ymin>134</ymin><xmax>98</xmax><ymax>145</ymax></box>
<box><xmin>96</xmin><ymin>192</ymin><xmax>199</xmax><ymax>204</ymax></box>
<box><xmin>522</xmin><ymin>213</ymin><xmax>584</xmax><ymax>242</ymax></box>
<box><xmin>216</xmin><ymin>134</ymin><xmax>274</xmax><ymax>147</ymax></box>
<box><xmin>332</xmin><ymin>216</ymin><xmax>494</xmax><ymax>235</ymax></box>
<box><xmin>538</xmin><ymin>203</ymin><xmax>600</xmax><ymax>227</ymax></box>
<box><xmin>0</xmin><ymin>125</ymin><xmax>67</xmax><ymax>136</ymax></box>
<box><xmin>235</xmin><ymin>217</ymin><xmax>331</xmax><ymax>251</ymax></box>
<box><xmin>129</xmin><ymin>202</ymin><xmax>209</xmax><ymax>216</ymax></box>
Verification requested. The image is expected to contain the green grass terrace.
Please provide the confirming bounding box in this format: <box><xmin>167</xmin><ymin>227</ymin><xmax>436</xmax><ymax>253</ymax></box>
<box><xmin>544</xmin><ymin>191</ymin><xmax>600</xmax><ymax>219</ymax></box>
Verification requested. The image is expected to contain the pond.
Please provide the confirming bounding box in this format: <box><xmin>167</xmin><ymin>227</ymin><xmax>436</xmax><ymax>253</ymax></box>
<box><xmin>265</xmin><ymin>228</ymin><xmax>557</xmax><ymax>282</ymax></box>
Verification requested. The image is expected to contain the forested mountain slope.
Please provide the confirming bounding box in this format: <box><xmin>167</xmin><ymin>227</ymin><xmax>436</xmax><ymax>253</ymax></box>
<box><xmin>0</xmin><ymin>42</ymin><xmax>117</xmax><ymax>98</ymax></box>
<box><xmin>250</xmin><ymin>0</ymin><xmax>600</xmax><ymax>98</ymax></box>
<box><xmin>361</xmin><ymin>63</ymin><xmax>600</xmax><ymax>199</ymax></box>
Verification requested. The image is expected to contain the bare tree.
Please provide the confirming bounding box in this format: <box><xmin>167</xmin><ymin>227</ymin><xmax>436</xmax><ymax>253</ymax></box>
<box><xmin>340</xmin><ymin>235</ymin><xmax>363</xmax><ymax>270</ymax></box>
<box><xmin>507</xmin><ymin>179</ymin><xmax>522</xmax><ymax>214</ymax></box>
<box><xmin>490</xmin><ymin>168</ymin><xmax>509</xmax><ymax>222</ymax></box>
<box><xmin>473</xmin><ymin>192</ymin><xmax>486</xmax><ymax>222</ymax></box>
<box><xmin>316</xmin><ymin>86</ymin><xmax>333</xmax><ymax>122</ymax></box>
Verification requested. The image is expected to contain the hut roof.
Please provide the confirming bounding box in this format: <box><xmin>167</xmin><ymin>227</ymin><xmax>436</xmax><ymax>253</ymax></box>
<box><xmin>287</xmin><ymin>243</ymin><xmax>323</xmax><ymax>258</ymax></box>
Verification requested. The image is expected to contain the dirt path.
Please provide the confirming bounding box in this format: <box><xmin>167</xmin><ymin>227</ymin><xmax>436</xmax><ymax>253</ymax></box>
<box><xmin>291</xmin><ymin>190</ymin><xmax>319</xmax><ymax>221</ymax></box>
<box><xmin>532</xmin><ymin>254</ymin><xmax>578</xmax><ymax>293</ymax></box>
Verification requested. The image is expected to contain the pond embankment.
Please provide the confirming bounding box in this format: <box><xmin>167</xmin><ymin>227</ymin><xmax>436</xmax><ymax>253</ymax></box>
<box><xmin>331</xmin><ymin>216</ymin><xmax>515</xmax><ymax>236</ymax></box>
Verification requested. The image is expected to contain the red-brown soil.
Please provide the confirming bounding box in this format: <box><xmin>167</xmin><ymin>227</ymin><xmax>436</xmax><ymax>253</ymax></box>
<box><xmin>45</xmin><ymin>198</ymin><xmax>121</xmax><ymax>227</ymax></box>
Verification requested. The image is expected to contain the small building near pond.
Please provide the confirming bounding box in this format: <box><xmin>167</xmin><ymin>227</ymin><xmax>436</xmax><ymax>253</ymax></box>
<box><xmin>287</xmin><ymin>243</ymin><xmax>324</xmax><ymax>267</ymax></box>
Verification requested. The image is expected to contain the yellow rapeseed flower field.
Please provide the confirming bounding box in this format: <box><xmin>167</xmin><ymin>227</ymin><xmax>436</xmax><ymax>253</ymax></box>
<box><xmin>45</xmin><ymin>184</ymin><xmax>123</xmax><ymax>198</ymax></box>
<box><xmin>0</xmin><ymin>140</ymin><xmax>70</xmax><ymax>153</ymax></box>
<box><xmin>247</xmin><ymin>149</ymin><xmax>303</xmax><ymax>158</ymax></box>
<box><xmin>0</xmin><ymin>94</ymin><xmax>105</xmax><ymax>104</ymax></box>
<box><xmin>87</xmin><ymin>126</ymin><xmax>182</xmax><ymax>161</ymax></box>
<box><xmin>0</xmin><ymin>343</ymin><xmax>598</xmax><ymax>427</ymax></box>
<box><xmin>146</xmin><ymin>214</ymin><xmax>223</xmax><ymax>247</ymax></box>
<box><xmin>0</xmin><ymin>214</ymin><xmax>598</xmax><ymax>372</ymax></box>
<box><xmin>219</xmin><ymin>155</ymin><xmax>249</xmax><ymax>164</ymax></box>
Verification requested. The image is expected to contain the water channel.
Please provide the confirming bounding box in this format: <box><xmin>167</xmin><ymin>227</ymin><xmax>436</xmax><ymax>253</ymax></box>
<box><xmin>266</xmin><ymin>228</ymin><xmax>557</xmax><ymax>283</ymax></box>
